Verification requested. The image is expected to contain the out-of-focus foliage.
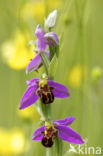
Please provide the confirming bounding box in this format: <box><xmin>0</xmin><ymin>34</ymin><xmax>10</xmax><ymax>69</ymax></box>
<box><xmin>0</xmin><ymin>0</ymin><xmax>103</xmax><ymax>155</ymax></box>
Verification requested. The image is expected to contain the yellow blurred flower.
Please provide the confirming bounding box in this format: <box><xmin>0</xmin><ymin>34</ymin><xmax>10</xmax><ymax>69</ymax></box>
<box><xmin>22</xmin><ymin>0</ymin><xmax>62</xmax><ymax>22</ymax></box>
<box><xmin>1</xmin><ymin>30</ymin><xmax>35</xmax><ymax>70</ymax></box>
<box><xmin>0</xmin><ymin>128</ymin><xmax>27</xmax><ymax>155</ymax></box>
<box><xmin>0</xmin><ymin>129</ymin><xmax>11</xmax><ymax>155</ymax></box>
<box><xmin>10</xmin><ymin>129</ymin><xmax>26</xmax><ymax>154</ymax></box>
<box><xmin>68</xmin><ymin>64</ymin><xmax>87</xmax><ymax>88</ymax></box>
<box><xmin>91</xmin><ymin>66</ymin><xmax>103</xmax><ymax>82</ymax></box>
<box><xmin>22</xmin><ymin>1</ymin><xmax>45</xmax><ymax>22</ymax></box>
<box><xmin>48</xmin><ymin>0</ymin><xmax>61</xmax><ymax>10</ymax></box>
<box><xmin>17</xmin><ymin>105</ymin><xmax>40</xmax><ymax>122</ymax></box>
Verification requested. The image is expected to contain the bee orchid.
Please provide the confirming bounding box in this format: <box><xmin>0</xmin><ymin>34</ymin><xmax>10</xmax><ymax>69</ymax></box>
<box><xmin>26</xmin><ymin>25</ymin><xmax>59</xmax><ymax>74</ymax></box>
<box><xmin>19</xmin><ymin>78</ymin><xmax>70</xmax><ymax>110</ymax></box>
<box><xmin>32</xmin><ymin>117</ymin><xmax>84</xmax><ymax>147</ymax></box>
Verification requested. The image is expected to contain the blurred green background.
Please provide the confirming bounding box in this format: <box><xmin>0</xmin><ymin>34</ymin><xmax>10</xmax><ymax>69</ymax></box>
<box><xmin>0</xmin><ymin>0</ymin><xmax>103</xmax><ymax>155</ymax></box>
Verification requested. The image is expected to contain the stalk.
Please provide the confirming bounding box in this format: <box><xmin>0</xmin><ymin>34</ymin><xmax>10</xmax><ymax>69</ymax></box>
<box><xmin>55</xmin><ymin>138</ymin><xmax>63</xmax><ymax>156</ymax></box>
<box><xmin>46</xmin><ymin>148</ymin><xmax>53</xmax><ymax>156</ymax></box>
<box><xmin>39</xmin><ymin>3</ymin><xmax>61</xmax><ymax>154</ymax></box>
<box><xmin>40</xmin><ymin>50</ymin><xmax>54</xmax><ymax>156</ymax></box>
<box><xmin>40</xmin><ymin>37</ymin><xmax>61</xmax><ymax>155</ymax></box>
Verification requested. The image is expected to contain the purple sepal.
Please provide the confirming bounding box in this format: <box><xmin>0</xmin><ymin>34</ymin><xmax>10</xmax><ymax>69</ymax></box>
<box><xmin>54</xmin><ymin>117</ymin><xmax>76</xmax><ymax>126</ymax></box>
<box><xmin>32</xmin><ymin>126</ymin><xmax>46</xmax><ymax>141</ymax></box>
<box><xmin>48</xmin><ymin>80</ymin><xmax>70</xmax><ymax>98</ymax></box>
<box><xmin>26</xmin><ymin>51</ymin><xmax>50</xmax><ymax>74</ymax></box>
<box><xmin>35</xmin><ymin>25</ymin><xmax>47</xmax><ymax>51</ymax></box>
<box><xmin>26</xmin><ymin>53</ymin><xmax>42</xmax><ymax>74</ymax></box>
<box><xmin>19</xmin><ymin>85</ymin><xmax>39</xmax><ymax>110</ymax></box>
<box><xmin>56</xmin><ymin>125</ymin><xmax>84</xmax><ymax>145</ymax></box>
<box><xmin>26</xmin><ymin>78</ymin><xmax>40</xmax><ymax>86</ymax></box>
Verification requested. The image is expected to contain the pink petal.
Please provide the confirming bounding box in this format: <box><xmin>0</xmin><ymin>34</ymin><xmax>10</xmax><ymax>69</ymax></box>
<box><xmin>56</xmin><ymin>125</ymin><xmax>84</xmax><ymax>145</ymax></box>
<box><xmin>19</xmin><ymin>85</ymin><xmax>39</xmax><ymax>110</ymax></box>
<box><xmin>32</xmin><ymin>126</ymin><xmax>46</xmax><ymax>141</ymax></box>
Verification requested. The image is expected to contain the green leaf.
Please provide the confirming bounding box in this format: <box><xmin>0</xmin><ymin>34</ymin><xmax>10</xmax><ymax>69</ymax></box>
<box><xmin>49</xmin><ymin>45</ymin><xmax>60</xmax><ymax>60</ymax></box>
<box><xmin>55</xmin><ymin>45</ymin><xmax>59</xmax><ymax>58</ymax></box>
<box><xmin>40</xmin><ymin>52</ymin><xmax>50</xmax><ymax>75</ymax></box>
<box><xmin>48</xmin><ymin>54</ymin><xmax>58</xmax><ymax>79</ymax></box>
<box><xmin>49</xmin><ymin>34</ymin><xmax>63</xmax><ymax>60</ymax></box>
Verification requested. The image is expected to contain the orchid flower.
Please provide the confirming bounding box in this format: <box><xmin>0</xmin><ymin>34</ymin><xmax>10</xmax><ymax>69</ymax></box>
<box><xmin>19</xmin><ymin>78</ymin><xmax>70</xmax><ymax>110</ymax></box>
<box><xmin>32</xmin><ymin>117</ymin><xmax>84</xmax><ymax>147</ymax></box>
<box><xmin>26</xmin><ymin>25</ymin><xmax>59</xmax><ymax>74</ymax></box>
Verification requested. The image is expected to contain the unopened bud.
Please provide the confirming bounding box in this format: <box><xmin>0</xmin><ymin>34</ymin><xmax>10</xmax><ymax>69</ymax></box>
<box><xmin>44</xmin><ymin>32</ymin><xmax>59</xmax><ymax>47</ymax></box>
<box><xmin>45</xmin><ymin>10</ymin><xmax>58</xmax><ymax>28</ymax></box>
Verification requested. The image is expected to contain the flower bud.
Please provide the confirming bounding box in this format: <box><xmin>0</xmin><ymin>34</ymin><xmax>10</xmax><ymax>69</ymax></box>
<box><xmin>44</xmin><ymin>32</ymin><xmax>59</xmax><ymax>47</ymax></box>
<box><xmin>44</xmin><ymin>10</ymin><xmax>58</xmax><ymax>28</ymax></box>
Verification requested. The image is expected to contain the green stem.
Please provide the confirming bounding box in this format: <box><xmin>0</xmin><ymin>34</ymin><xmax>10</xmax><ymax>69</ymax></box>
<box><xmin>55</xmin><ymin>138</ymin><xmax>63</xmax><ymax>156</ymax></box>
<box><xmin>40</xmin><ymin>6</ymin><xmax>61</xmax><ymax>155</ymax></box>
<box><xmin>46</xmin><ymin>148</ymin><xmax>53</xmax><ymax>156</ymax></box>
<box><xmin>40</xmin><ymin>51</ymin><xmax>53</xmax><ymax>155</ymax></box>
<box><xmin>40</xmin><ymin>51</ymin><xmax>52</xmax><ymax>117</ymax></box>
<box><xmin>34</xmin><ymin>102</ymin><xmax>45</xmax><ymax>118</ymax></box>
<box><xmin>40</xmin><ymin>101</ymin><xmax>51</xmax><ymax>119</ymax></box>
<box><xmin>39</xmin><ymin>52</ymin><xmax>51</xmax><ymax>118</ymax></box>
